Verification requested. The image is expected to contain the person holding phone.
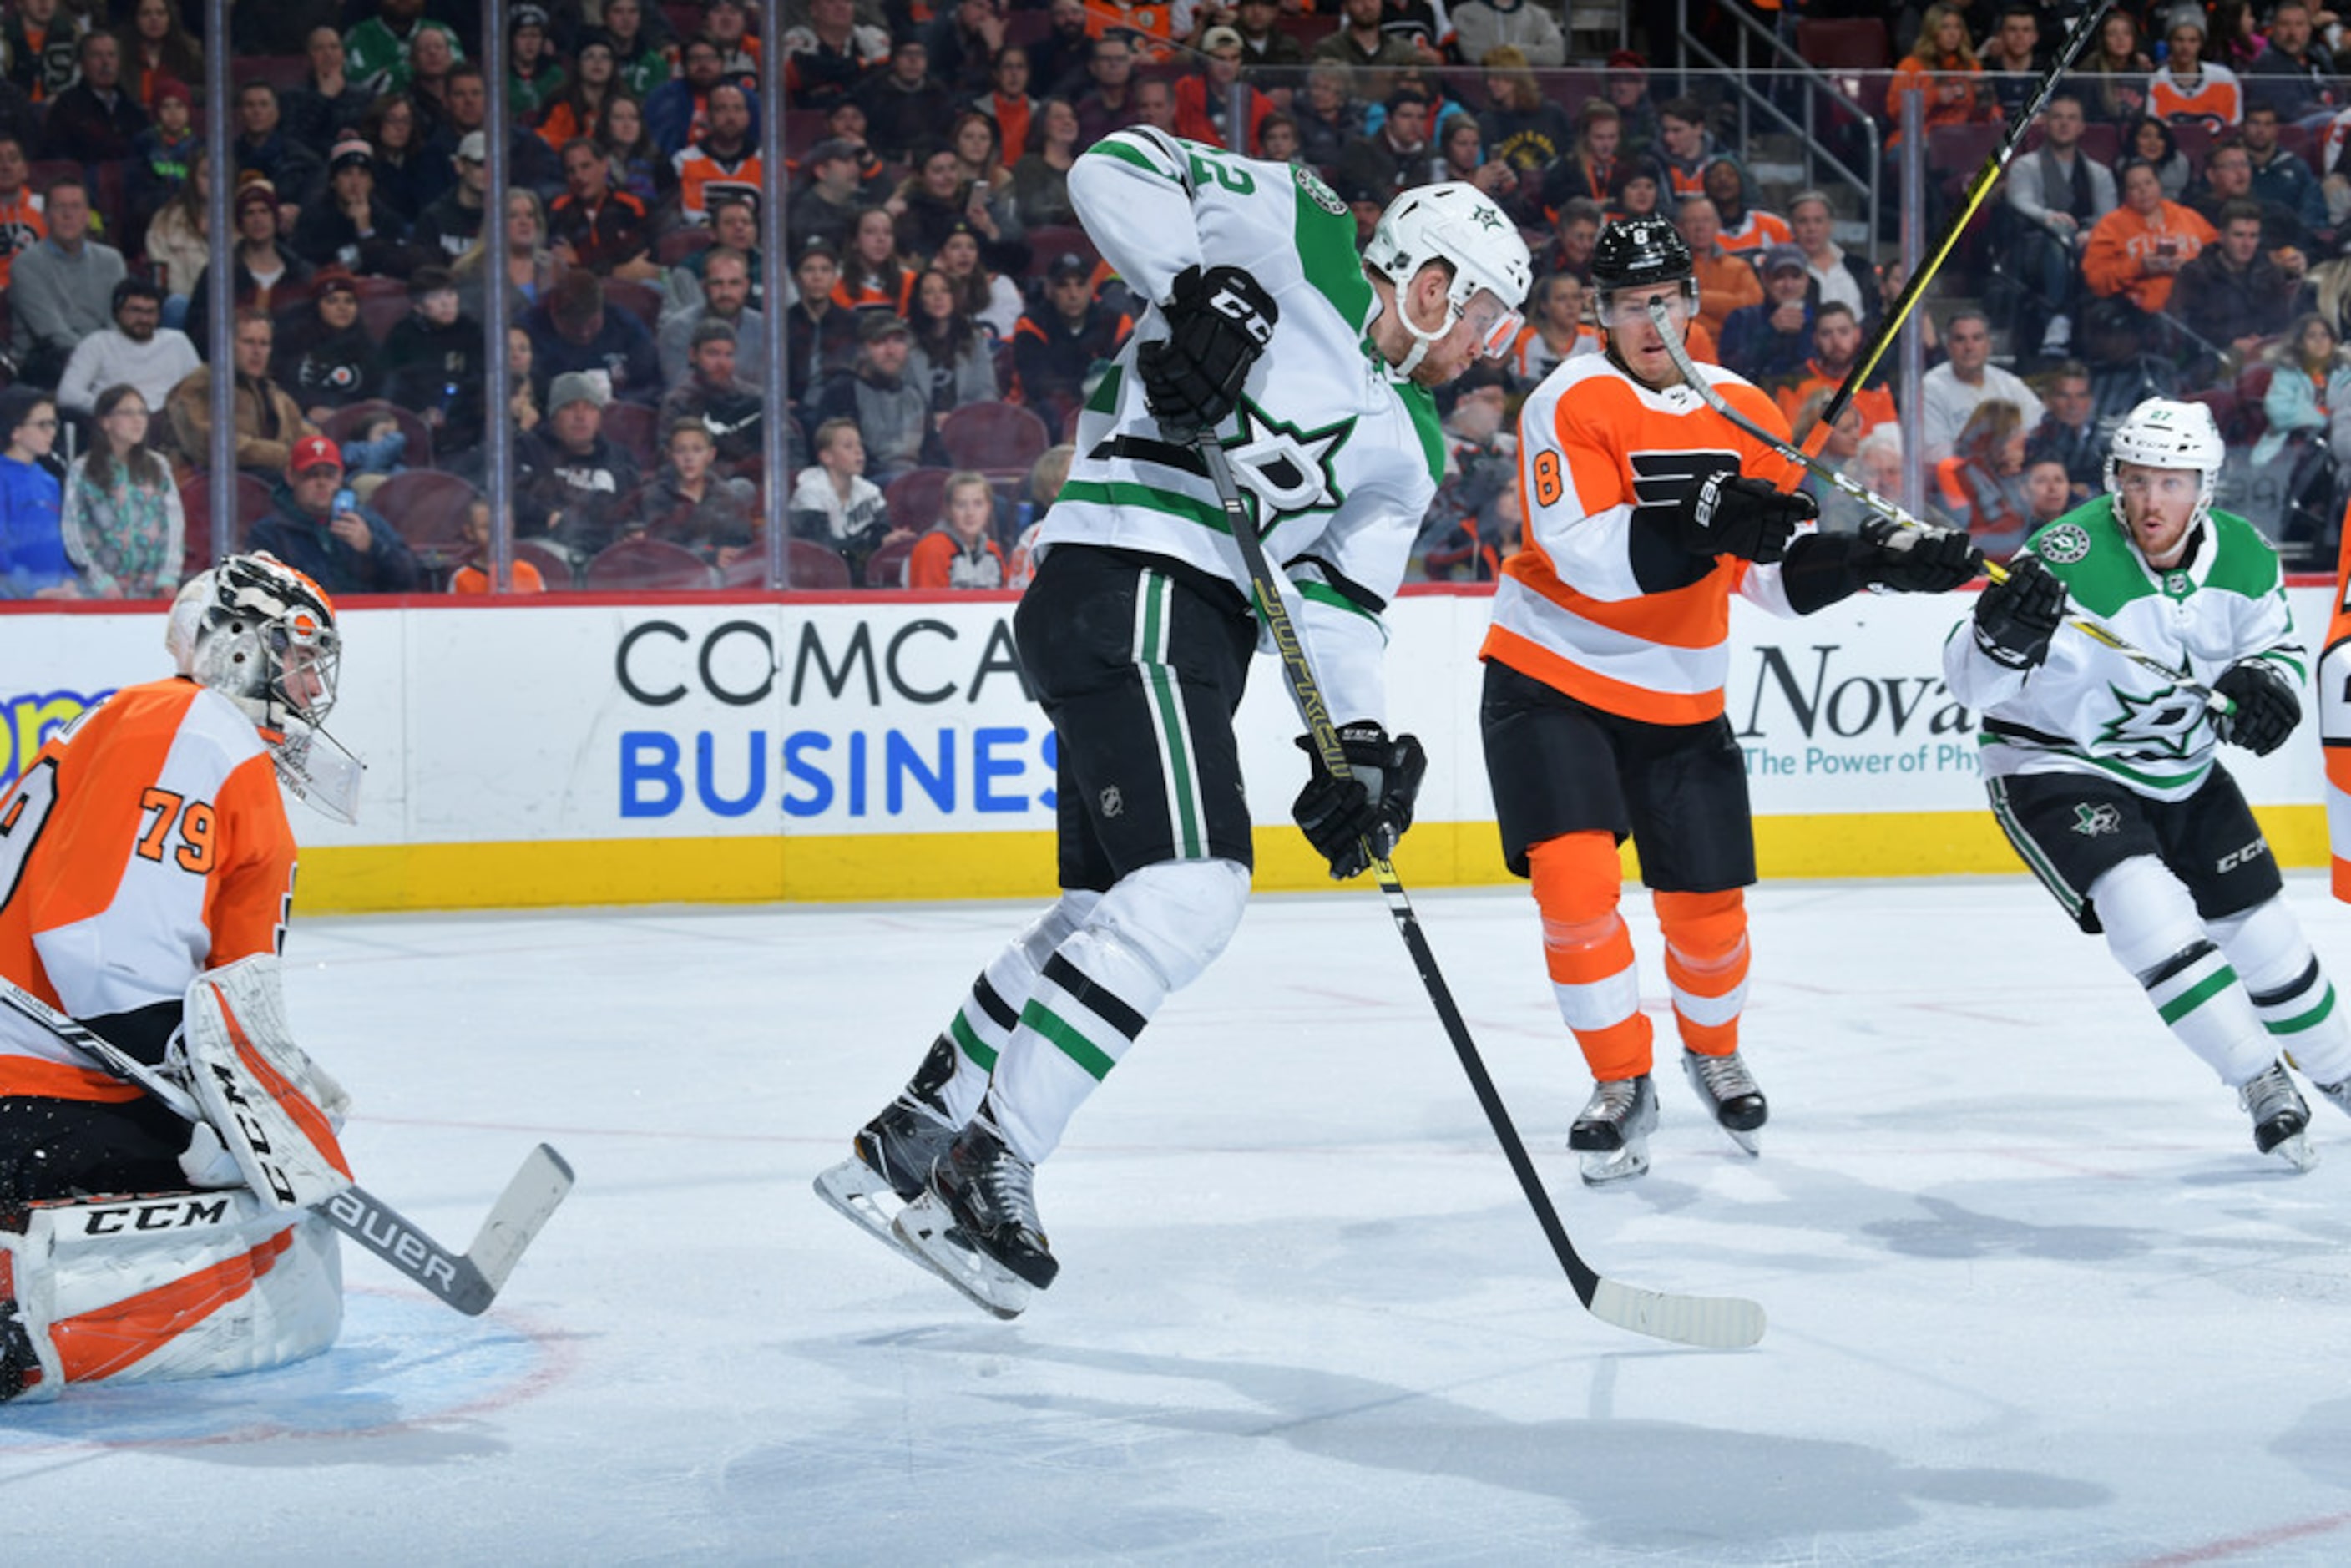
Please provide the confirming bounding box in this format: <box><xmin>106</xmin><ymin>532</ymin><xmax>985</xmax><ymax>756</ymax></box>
<box><xmin>245</xmin><ymin>434</ymin><xmax>421</xmax><ymax>594</ymax></box>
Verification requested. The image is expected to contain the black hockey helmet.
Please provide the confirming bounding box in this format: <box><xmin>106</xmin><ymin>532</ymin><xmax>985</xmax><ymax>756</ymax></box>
<box><xmin>1588</xmin><ymin>216</ymin><xmax>1693</xmax><ymax>293</ymax></box>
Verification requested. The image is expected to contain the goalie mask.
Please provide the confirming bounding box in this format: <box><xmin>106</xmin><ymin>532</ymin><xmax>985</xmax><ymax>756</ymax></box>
<box><xmin>2103</xmin><ymin>397</ymin><xmax>2223</xmax><ymax>535</ymax></box>
<box><xmin>186</xmin><ymin>553</ymin><xmax>364</xmax><ymax>823</ymax></box>
<box><xmin>1363</xmin><ymin>181</ymin><xmax>1534</xmax><ymax>376</ymax></box>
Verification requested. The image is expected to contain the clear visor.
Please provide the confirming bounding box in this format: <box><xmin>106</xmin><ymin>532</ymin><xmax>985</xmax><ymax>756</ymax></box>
<box><xmin>1459</xmin><ymin>289</ymin><xmax>1524</xmax><ymax>360</ymax></box>
<box><xmin>1598</xmin><ymin>281</ymin><xmax>1696</xmax><ymax>334</ymax></box>
<box><xmin>268</xmin><ymin>721</ymin><xmax>365</xmax><ymax>825</ymax></box>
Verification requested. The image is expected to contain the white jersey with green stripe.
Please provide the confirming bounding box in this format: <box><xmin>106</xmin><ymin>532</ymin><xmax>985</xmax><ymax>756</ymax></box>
<box><xmin>1041</xmin><ymin>127</ymin><xmax>1446</xmax><ymax>728</ymax></box>
<box><xmin>1942</xmin><ymin>499</ymin><xmax>2305</xmax><ymax>802</ymax></box>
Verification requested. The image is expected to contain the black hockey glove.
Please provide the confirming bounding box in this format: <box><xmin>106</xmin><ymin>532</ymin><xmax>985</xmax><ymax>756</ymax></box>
<box><xmin>1673</xmin><ymin>472</ymin><xmax>1814</xmax><ymax>564</ymax></box>
<box><xmin>1291</xmin><ymin>726</ymin><xmax>1428</xmax><ymax>881</ymax></box>
<box><xmin>1139</xmin><ymin>264</ymin><xmax>1279</xmax><ymax>434</ymax></box>
<box><xmin>2212</xmin><ymin>660</ymin><xmax>2300</xmax><ymax>756</ymax></box>
<box><xmin>1859</xmin><ymin>518</ymin><xmax>1983</xmax><ymax>594</ymax></box>
<box><xmin>1971</xmin><ymin>556</ymin><xmax>2068</xmax><ymax>670</ymax></box>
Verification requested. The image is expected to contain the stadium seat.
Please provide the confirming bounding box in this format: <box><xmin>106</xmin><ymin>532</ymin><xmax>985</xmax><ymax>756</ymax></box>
<box><xmin>584</xmin><ymin>536</ymin><xmax>717</xmax><ymax>590</ymax></box>
<box><xmin>599</xmin><ymin>401</ymin><xmax>661</xmax><ymax>469</ymax></box>
<box><xmin>657</xmin><ymin>227</ymin><xmax>715</xmax><ymax>266</ymax></box>
<box><xmin>940</xmin><ymin>402</ymin><xmax>1051</xmax><ymax>478</ymax></box>
<box><xmin>1793</xmin><ymin>18</ymin><xmax>1890</xmax><ymax>69</ymax></box>
<box><xmin>235</xmin><ymin>54</ymin><xmax>312</xmax><ymax>94</ymax></box>
<box><xmin>602</xmin><ymin>277</ymin><xmax>665</xmax><ymax>331</ymax></box>
<box><xmin>322</xmin><ymin>399</ymin><xmax>436</xmax><ymax>473</ymax></box>
<box><xmin>2234</xmin><ymin>362</ymin><xmax>2275</xmax><ymax>445</ymax></box>
<box><xmin>781</xmin><ymin>539</ymin><xmax>852</xmax><ymax>589</ymax></box>
<box><xmin>865</xmin><ymin>535</ymin><xmax>917</xmax><ymax>588</ymax></box>
<box><xmin>353</xmin><ymin>276</ymin><xmax>412</xmax><ymax>345</ymax></box>
<box><xmin>1022</xmin><ymin>225</ymin><xmax>1100</xmax><ymax>277</ymax></box>
<box><xmin>371</xmin><ymin>471</ymin><xmax>481</xmax><ymax>567</ymax></box>
<box><xmin>884</xmin><ymin>466</ymin><xmax>953</xmax><ymax>533</ymax></box>
<box><xmin>514</xmin><ymin>537</ymin><xmax>578</xmax><ymax>589</ymax></box>
<box><xmin>177</xmin><ymin>469</ymin><xmax>278</xmax><ymax>568</ymax></box>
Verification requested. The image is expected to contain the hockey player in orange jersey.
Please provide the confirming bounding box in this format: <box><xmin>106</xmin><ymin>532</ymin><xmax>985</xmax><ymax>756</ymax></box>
<box><xmin>1481</xmin><ymin>217</ymin><xmax>1982</xmax><ymax>1183</ymax></box>
<box><xmin>0</xmin><ymin>553</ymin><xmax>362</xmax><ymax>1402</ymax></box>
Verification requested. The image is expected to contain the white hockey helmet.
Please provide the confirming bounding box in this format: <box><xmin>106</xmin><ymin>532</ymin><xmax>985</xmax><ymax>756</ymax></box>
<box><xmin>1363</xmin><ymin>180</ymin><xmax>1534</xmax><ymax>373</ymax></box>
<box><xmin>188</xmin><ymin>553</ymin><xmax>363</xmax><ymax>822</ymax></box>
<box><xmin>2103</xmin><ymin>396</ymin><xmax>2224</xmax><ymax>528</ymax></box>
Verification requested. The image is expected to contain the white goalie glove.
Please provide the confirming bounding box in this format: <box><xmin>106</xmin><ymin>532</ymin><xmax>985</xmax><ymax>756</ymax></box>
<box><xmin>171</xmin><ymin>954</ymin><xmax>354</xmax><ymax>1209</ymax></box>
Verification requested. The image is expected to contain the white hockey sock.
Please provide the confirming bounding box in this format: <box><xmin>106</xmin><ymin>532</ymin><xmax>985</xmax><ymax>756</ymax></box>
<box><xmin>2092</xmin><ymin>857</ymin><xmax>2274</xmax><ymax>1087</ymax></box>
<box><xmin>2210</xmin><ymin>897</ymin><xmax>2351</xmax><ymax>1083</ymax></box>
<box><xmin>930</xmin><ymin>891</ymin><xmax>1103</xmax><ymax>1125</ymax></box>
<box><xmin>987</xmin><ymin>859</ymin><xmax>1249</xmax><ymax>1163</ymax></box>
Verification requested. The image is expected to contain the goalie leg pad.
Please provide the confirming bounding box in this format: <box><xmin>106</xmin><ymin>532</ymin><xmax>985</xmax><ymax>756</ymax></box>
<box><xmin>181</xmin><ymin>956</ymin><xmax>352</xmax><ymax>1210</ymax></box>
<box><xmin>2</xmin><ymin>1190</ymin><xmax>341</xmax><ymax>1402</ymax></box>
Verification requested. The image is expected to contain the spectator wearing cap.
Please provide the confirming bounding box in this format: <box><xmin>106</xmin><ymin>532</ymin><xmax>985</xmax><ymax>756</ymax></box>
<box><xmin>123</xmin><ymin>75</ymin><xmax>197</xmax><ymax>232</ymax></box>
<box><xmin>1603</xmin><ymin>49</ymin><xmax>1661</xmax><ymax>155</ymax></box>
<box><xmin>345</xmin><ymin>3</ymin><xmax>463</xmax><ymax>99</ymax></box>
<box><xmin>789</xmin><ymin>138</ymin><xmax>868</xmax><ymax>259</ymax></box>
<box><xmin>1012</xmin><ymin>253</ymin><xmax>1132</xmax><ymax>434</ymax></box>
<box><xmin>55</xmin><ymin>276</ymin><xmax>200</xmax><ymax>418</ymax></box>
<box><xmin>857</xmin><ymin>36</ymin><xmax>957</xmax><ymax>164</ymax></box>
<box><xmin>1177</xmin><ymin>27</ymin><xmax>1272</xmax><ymax>151</ymax></box>
<box><xmin>272</xmin><ymin>272</ymin><xmax>381</xmax><ymax>426</ymax></box>
<box><xmin>660</xmin><ymin>318</ymin><xmax>766</xmax><ymax>469</ymax></box>
<box><xmin>414</xmin><ymin>130</ymin><xmax>490</xmax><ymax>262</ymax></box>
<box><xmin>381</xmin><ymin>265</ymin><xmax>489</xmax><ymax>463</ymax></box>
<box><xmin>658</xmin><ymin>243</ymin><xmax>766</xmax><ymax>387</ymax></box>
<box><xmin>516</xmin><ymin>370</ymin><xmax>644</xmax><ymax>560</ymax></box>
<box><xmin>672</xmin><ymin>80</ymin><xmax>764</xmax><ymax>229</ymax></box>
<box><xmin>231</xmin><ymin>82</ymin><xmax>326</xmax><ymax>220</ymax></box>
<box><xmin>526</xmin><ymin>266</ymin><xmax>665</xmax><ymax>408</ymax></box>
<box><xmin>785</xmin><ymin>0</ymin><xmax>891</xmax><ymax>113</ymax></box>
<box><xmin>282</xmin><ymin>24</ymin><xmax>377</xmax><ymax>153</ymax></box>
<box><xmin>550</xmin><ymin>136</ymin><xmax>659</xmax><ymax>281</ymax></box>
<box><xmin>783</xmin><ymin>236</ymin><xmax>860</xmax><ymax>412</ymax></box>
<box><xmin>291</xmin><ymin>135</ymin><xmax>419</xmax><ymax>274</ymax></box>
<box><xmin>42</xmin><ymin>30</ymin><xmax>148</xmax><ymax>164</ymax></box>
<box><xmin>812</xmin><ymin>312</ymin><xmax>945</xmax><ymax>481</ymax></box>
<box><xmin>508</xmin><ymin>4</ymin><xmax>568</xmax><ymax>118</ymax></box>
<box><xmin>1335</xmin><ymin>85</ymin><xmax>1433</xmax><ymax>207</ymax></box>
<box><xmin>185</xmin><ymin>178</ymin><xmax>316</xmax><ymax>350</ymax></box>
<box><xmin>164</xmin><ymin>310</ymin><xmax>316</xmax><ymax>474</ymax></box>
<box><xmin>2148</xmin><ymin>9</ymin><xmax>2242</xmax><ymax>127</ymax></box>
<box><xmin>1717</xmin><ymin>245</ymin><xmax>1817</xmax><ymax>387</ymax></box>
<box><xmin>1451</xmin><ymin>0</ymin><xmax>1565</xmax><ymax>71</ymax></box>
<box><xmin>245</xmin><ymin>432</ymin><xmax>417</xmax><ymax>594</ymax></box>
<box><xmin>646</xmin><ymin>34</ymin><xmax>744</xmax><ymax>159</ymax></box>
<box><xmin>538</xmin><ymin>32</ymin><xmax>619</xmax><ymax>150</ymax></box>
<box><xmin>9</xmin><ymin>175</ymin><xmax>126</xmax><ymax>391</ymax></box>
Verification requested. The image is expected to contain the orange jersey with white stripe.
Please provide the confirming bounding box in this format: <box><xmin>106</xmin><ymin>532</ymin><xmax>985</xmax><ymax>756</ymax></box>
<box><xmin>0</xmin><ymin>678</ymin><xmax>296</xmax><ymax>1102</ymax></box>
<box><xmin>2147</xmin><ymin>64</ymin><xmax>2242</xmax><ymax>125</ymax></box>
<box><xmin>1484</xmin><ymin>352</ymin><xmax>1804</xmax><ymax>725</ymax></box>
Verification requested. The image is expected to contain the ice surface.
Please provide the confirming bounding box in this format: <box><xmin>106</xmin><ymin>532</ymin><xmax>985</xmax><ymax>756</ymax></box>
<box><xmin>12</xmin><ymin>874</ymin><xmax>2351</xmax><ymax>1565</ymax></box>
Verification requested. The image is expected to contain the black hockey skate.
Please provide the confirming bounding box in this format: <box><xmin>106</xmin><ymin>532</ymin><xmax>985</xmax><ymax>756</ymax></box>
<box><xmin>0</xmin><ymin>1296</ymin><xmax>38</xmax><ymax>1403</ymax></box>
<box><xmin>813</xmin><ymin>1035</ymin><xmax>963</xmax><ymax>1253</ymax></box>
<box><xmin>1569</xmin><ymin>1075</ymin><xmax>1658</xmax><ymax>1186</ymax></box>
<box><xmin>894</xmin><ymin>1118</ymin><xmax>1056</xmax><ymax>1318</ymax></box>
<box><xmin>1681</xmin><ymin>1048</ymin><xmax>1767</xmax><ymax>1157</ymax></box>
<box><xmin>2241</xmin><ymin>1061</ymin><xmax>2317</xmax><ymax>1171</ymax></box>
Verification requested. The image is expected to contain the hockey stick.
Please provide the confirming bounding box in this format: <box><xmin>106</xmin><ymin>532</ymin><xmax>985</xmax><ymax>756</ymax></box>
<box><xmin>0</xmin><ymin>978</ymin><xmax>574</xmax><ymax>1317</ymax></box>
<box><xmin>1189</xmin><ymin>429</ymin><xmax>1766</xmax><ymax>1352</ymax></box>
<box><xmin>1647</xmin><ymin>298</ymin><xmax>2231</xmax><ymax>711</ymax></box>
<box><xmin>1816</xmin><ymin>0</ymin><xmax>2112</xmax><ymax>439</ymax></box>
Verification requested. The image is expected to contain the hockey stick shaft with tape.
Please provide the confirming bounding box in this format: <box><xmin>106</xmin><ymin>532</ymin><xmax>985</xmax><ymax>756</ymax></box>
<box><xmin>0</xmin><ymin>978</ymin><xmax>573</xmax><ymax>1316</ymax></box>
<box><xmin>1646</xmin><ymin>300</ymin><xmax>2229</xmax><ymax>711</ymax></box>
<box><xmin>1818</xmin><ymin>0</ymin><xmax>2113</xmax><ymax>438</ymax></box>
<box><xmin>1190</xmin><ymin>429</ymin><xmax>1764</xmax><ymax>1352</ymax></box>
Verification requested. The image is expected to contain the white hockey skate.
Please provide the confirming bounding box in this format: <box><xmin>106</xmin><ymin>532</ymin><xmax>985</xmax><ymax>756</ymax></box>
<box><xmin>1681</xmin><ymin>1048</ymin><xmax>1767</xmax><ymax>1157</ymax></box>
<box><xmin>2241</xmin><ymin>1061</ymin><xmax>2317</xmax><ymax>1171</ymax></box>
<box><xmin>1569</xmin><ymin>1075</ymin><xmax>1658</xmax><ymax>1186</ymax></box>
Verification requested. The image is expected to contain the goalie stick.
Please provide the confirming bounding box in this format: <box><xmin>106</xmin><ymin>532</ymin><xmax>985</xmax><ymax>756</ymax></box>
<box><xmin>0</xmin><ymin>978</ymin><xmax>574</xmax><ymax>1317</ymax></box>
<box><xmin>1190</xmin><ymin>428</ymin><xmax>1767</xmax><ymax>1353</ymax></box>
<box><xmin>1645</xmin><ymin>298</ymin><xmax>2233</xmax><ymax>715</ymax></box>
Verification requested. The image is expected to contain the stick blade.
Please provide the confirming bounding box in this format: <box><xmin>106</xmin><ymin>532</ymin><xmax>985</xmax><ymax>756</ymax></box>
<box><xmin>459</xmin><ymin>1143</ymin><xmax>575</xmax><ymax>1298</ymax></box>
<box><xmin>1588</xmin><ymin>1277</ymin><xmax>1767</xmax><ymax>1350</ymax></box>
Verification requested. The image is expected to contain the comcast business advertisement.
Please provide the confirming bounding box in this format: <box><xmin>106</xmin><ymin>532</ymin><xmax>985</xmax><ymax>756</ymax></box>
<box><xmin>0</xmin><ymin>585</ymin><xmax>2329</xmax><ymax>874</ymax></box>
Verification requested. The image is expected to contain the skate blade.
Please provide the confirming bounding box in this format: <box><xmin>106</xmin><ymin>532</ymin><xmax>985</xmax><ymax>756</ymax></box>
<box><xmin>1579</xmin><ymin>1143</ymin><xmax>1652</xmax><ymax>1187</ymax></box>
<box><xmin>2269</xmin><ymin>1132</ymin><xmax>2320</xmax><ymax>1173</ymax></box>
<box><xmin>814</xmin><ymin>1159</ymin><xmax>970</xmax><ymax>1289</ymax></box>
<box><xmin>892</xmin><ymin>1194</ymin><xmax>1034</xmax><ymax>1319</ymax></box>
<box><xmin>1718</xmin><ymin>1124</ymin><xmax>1762</xmax><ymax>1158</ymax></box>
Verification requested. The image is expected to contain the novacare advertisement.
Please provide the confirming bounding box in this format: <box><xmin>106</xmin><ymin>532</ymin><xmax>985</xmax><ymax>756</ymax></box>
<box><xmin>1</xmin><ymin>584</ymin><xmax>2332</xmax><ymax>909</ymax></box>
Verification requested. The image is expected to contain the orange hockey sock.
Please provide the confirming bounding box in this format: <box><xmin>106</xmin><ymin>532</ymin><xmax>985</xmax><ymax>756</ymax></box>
<box><xmin>1655</xmin><ymin>888</ymin><xmax>1749</xmax><ymax>1056</ymax></box>
<box><xmin>1529</xmin><ymin>832</ymin><xmax>1652</xmax><ymax>1080</ymax></box>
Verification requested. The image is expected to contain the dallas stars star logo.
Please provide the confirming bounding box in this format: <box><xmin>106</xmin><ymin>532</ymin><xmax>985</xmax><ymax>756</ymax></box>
<box><xmin>2096</xmin><ymin>683</ymin><xmax>2205</xmax><ymax>758</ymax></box>
<box><xmin>1216</xmin><ymin>401</ymin><xmax>1355</xmax><ymax>534</ymax></box>
<box><xmin>1471</xmin><ymin>206</ymin><xmax>1505</xmax><ymax>231</ymax></box>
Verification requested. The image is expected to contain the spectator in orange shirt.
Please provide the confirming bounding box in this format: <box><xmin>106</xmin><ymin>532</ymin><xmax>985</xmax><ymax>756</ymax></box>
<box><xmin>903</xmin><ymin>470</ymin><xmax>1007</xmax><ymax>589</ymax></box>
<box><xmin>1773</xmin><ymin>301</ymin><xmax>1897</xmax><ymax>439</ymax></box>
<box><xmin>450</xmin><ymin>499</ymin><xmax>549</xmax><ymax>594</ymax></box>
<box><xmin>1674</xmin><ymin>194</ymin><xmax>1761</xmax><ymax>341</ymax></box>
<box><xmin>2084</xmin><ymin>157</ymin><xmax>2218</xmax><ymax>321</ymax></box>
<box><xmin>1176</xmin><ymin>27</ymin><xmax>1270</xmax><ymax>151</ymax></box>
<box><xmin>1702</xmin><ymin>158</ymin><xmax>1791</xmax><ymax>255</ymax></box>
<box><xmin>1884</xmin><ymin>2</ymin><xmax>1987</xmax><ymax>149</ymax></box>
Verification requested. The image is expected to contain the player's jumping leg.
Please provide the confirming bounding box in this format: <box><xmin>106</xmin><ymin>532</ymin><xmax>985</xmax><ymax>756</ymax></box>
<box><xmin>896</xmin><ymin>859</ymin><xmax>1251</xmax><ymax>1309</ymax></box>
<box><xmin>2090</xmin><ymin>857</ymin><xmax>2314</xmax><ymax>1169</ymax></box>
<box><xmin>1529</xmin><ymin>831</ymin><xmax>1659</xmax><ymax>1186</ymax></box>
<box><xmin>1656</xmin><ymin>887</ymin><xmax>1765</xmax><ymax>1155</ymax></box>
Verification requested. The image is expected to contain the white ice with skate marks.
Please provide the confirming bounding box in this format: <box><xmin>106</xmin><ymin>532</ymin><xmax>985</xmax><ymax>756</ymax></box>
<box><xmin>13</xmin><ymin>878</ymin><xmax>2351</xmax><ymax>1560</ymax></box>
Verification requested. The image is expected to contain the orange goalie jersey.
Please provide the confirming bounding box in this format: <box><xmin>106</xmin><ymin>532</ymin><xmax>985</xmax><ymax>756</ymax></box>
<box><xmin>0</xmin><ymin>678</ymin><xmax>296</xmax><ymax>1101</ymax></box>
<box><xmin>1483</xmin><ymin>352</ymin><xmax>1804</xmax><ymax>725</ymax></box>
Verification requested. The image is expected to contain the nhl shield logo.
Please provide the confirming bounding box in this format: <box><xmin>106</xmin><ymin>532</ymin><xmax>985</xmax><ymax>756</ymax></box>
<box><xmin>2071</xmin><ymin>802</ymin><xmax>2121</xmax><ymax>837</ymax></box>
<box><xmin>1100</xmin><ymin>786</ymin><xmax>1124</xmax><ymax>818</ymax></box>
<box><xmin>2037</xmin><ymin>524</ymin><xmax>2091</xmax><ymax>565</ymax></box>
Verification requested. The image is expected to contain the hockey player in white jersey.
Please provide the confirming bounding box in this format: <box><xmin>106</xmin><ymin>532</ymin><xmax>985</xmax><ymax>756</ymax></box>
<box><xmin>1945</xmin><ymin>397</ymin><xmax>2351</xmax><ymax>1168</ymax></box>
<box><xmin>816</xmin><ymin>129</ymin><xmax>1533</xmax><ymax>1314</ymax></box>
